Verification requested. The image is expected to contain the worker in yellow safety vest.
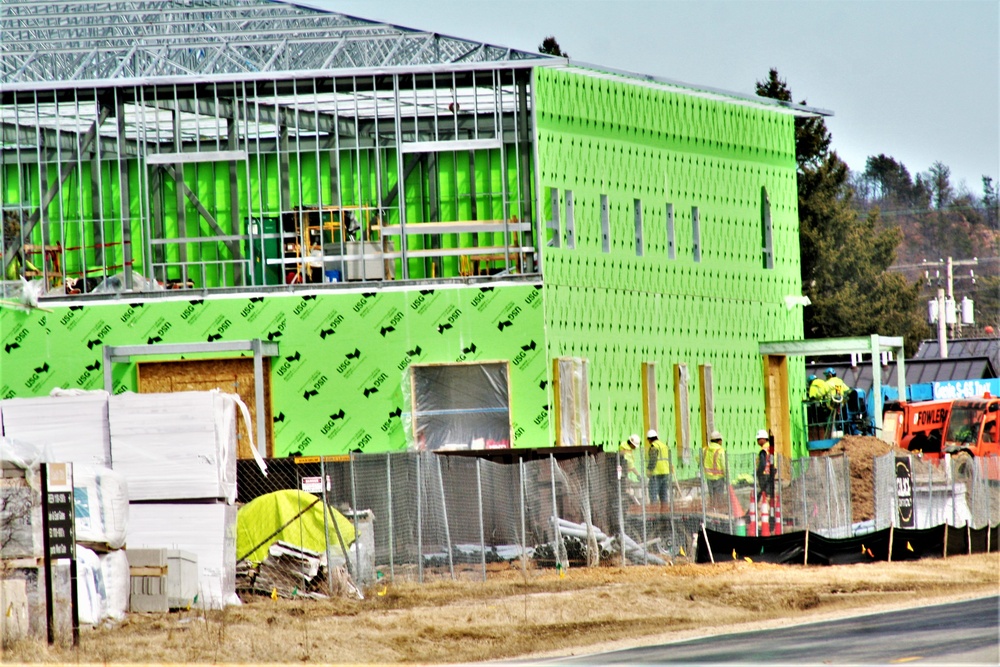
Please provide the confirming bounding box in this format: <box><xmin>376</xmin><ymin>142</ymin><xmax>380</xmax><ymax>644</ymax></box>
<box><xmin>703</xmin><ymin>430</ymin><xmax>727</xmax><ymax>507</ymax></box>
<box><xmin>823</xmin><ymin>368</ymin><xmax>850</xmax><ymax>403</ymax></box>
<box><xmin>645</xmin><ymin>429</ymin><xmax>672</xmax><ymax>508</ymax></box>
<box><xmin>807</xmin><ymin>374</ymin><xmax>830</xmax><ymax>401</ymax></box>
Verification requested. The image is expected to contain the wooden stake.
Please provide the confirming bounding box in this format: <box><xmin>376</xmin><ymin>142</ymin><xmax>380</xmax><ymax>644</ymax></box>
<box><xmin>803</xmin><ymin>526</ymin><xmax>809</xmax><ymax>566</ymax></box>
<box><xmin>943</xmin><ymin>523</ymin><xmax>949</xmax><ymax>558</ymax></box>
<box><xmin>701</xmin><ymin>523</ymin><xmax>715</xmax><ymax>564</ymax></box>
<box><xmin>888</xmin><ymin>524</ymin><xmax>894</xmax><ymax>563</ymax></box>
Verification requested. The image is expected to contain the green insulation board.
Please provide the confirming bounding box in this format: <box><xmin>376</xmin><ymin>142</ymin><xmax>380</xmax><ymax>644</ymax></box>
<box><xmin>0</xmin><ymin>144</ymin><xmax>525</xmax><ymax>285</ymax></box>
<box><xmin>534</xmin><ymin>67</ymin><xmax>808</xmax><ymax>459</ymax></box>
<box><xmin>0</xmin><ymin>283</ymin><xmax>549</xmax><ymax>455</ymax></box>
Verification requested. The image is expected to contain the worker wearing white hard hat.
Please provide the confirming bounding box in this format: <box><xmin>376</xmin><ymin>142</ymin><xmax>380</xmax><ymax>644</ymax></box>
<box><xmin>645</xmin><ymin>428</ymin><xmax>671</xmax><ymax>510</ymax></box>
<box><xmin>617</xmin><ymin>434</ymin><xmax>642</xmax><ymax>504</ymax></box>
<box><xmin>703</xmin><ymin>430</ymin><xmax>727</xmax><ymax>508</ymax></box>
<box><xmin>755</xmin><ymin>430</ymin><xmax>774</xmax><ymax>502</ymax></box>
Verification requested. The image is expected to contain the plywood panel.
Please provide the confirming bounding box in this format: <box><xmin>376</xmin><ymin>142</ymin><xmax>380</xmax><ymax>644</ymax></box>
<box><xmin>137</xmin><ymin>358</ymin><xmax>272</xmax><ymax>459</ymax></box>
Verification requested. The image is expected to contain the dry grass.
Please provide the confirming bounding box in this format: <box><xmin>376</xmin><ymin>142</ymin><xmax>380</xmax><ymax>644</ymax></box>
<box><xmin>4</xmin><ymin>554</ymin><xmax>998</xmax><ymax>664</ymax></box>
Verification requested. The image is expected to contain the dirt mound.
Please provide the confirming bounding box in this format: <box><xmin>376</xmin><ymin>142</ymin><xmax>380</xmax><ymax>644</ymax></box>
<box><xmin>829</xmin><ymin>436</ymin><xmax>911</xmax><ymax>521</ymax></box>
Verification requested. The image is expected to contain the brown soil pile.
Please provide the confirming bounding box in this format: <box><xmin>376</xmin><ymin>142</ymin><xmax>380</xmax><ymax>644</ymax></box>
<box><xmin>829</xmin><ymin>436</ymin><xmax>910</xmax><ymax>521</ymax></box>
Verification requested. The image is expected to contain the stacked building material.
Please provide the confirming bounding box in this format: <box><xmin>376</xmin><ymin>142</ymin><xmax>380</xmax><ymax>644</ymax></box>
<box><xmin>109</xmin><ymin>391</ymin><xmax>237</xmax><ymax>503</ymax></box>
<box><xmin>127</xmin><ymin>502</ymin><xmax>237</xmax><ymax>609</ymax></box>
<box><xmin>114</xmin><ymin>391</ymin><xmax>240</xmax><ymax>609</ymax></box>
<box><xmin>0</xmin><ymin>390</ymin><xmax>111</xmax><ymax>467</ymax></box>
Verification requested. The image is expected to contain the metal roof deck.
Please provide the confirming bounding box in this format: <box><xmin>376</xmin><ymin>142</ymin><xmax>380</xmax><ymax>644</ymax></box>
<box><xmin>0</xmin><ymin>0</ymin><xmax>555</xmax><ymax>86</ymax></box>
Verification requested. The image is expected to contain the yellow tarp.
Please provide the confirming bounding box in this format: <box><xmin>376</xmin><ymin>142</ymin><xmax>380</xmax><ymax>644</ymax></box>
<box><xmin>236</xmin><ymin>489</ymin><xmax>356</xmax><ymax>564</ymax></box>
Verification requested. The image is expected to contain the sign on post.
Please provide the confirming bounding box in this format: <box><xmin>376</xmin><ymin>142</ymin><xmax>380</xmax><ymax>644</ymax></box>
<box><xmin>895</xmin><ymin>456</ymin><xmax>915</xmax><ymax>528</ymax></box>
<box><xmin>40</xmin><ymin>463</ymin><xmax>79</xmax><ymax>646</ymax></box>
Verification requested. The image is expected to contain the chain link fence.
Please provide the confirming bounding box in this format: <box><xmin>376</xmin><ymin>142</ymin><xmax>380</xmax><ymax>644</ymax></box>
<box><xmin>874</xmin><ymin>452</ymin><xmax>1000</xmax><ymax>530</ymax></box>
<box><xmin>233</xmin><ymin>448</ymin><xmax>859</xmax><ymax>590</ymax></box>
<box><xmin>10</xmin><ymin>447</ymin><xmax>994</xmax><ymax>631</ymax></box>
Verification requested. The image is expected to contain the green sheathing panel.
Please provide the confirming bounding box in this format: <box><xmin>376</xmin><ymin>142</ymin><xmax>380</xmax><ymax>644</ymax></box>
<box><xmin>534</xmin><ymin>67</ymin><xmax>807</xmax><ymax>459</ymax></box>
<box><xmin>2</xmin><ymin>143</ymin><xmax>524</xmax><ymax>286</ymax></box>
<box><xmin>0</xmin><ymin>284</ymin><xmax>548</xmax><ymax>455</ymax></box>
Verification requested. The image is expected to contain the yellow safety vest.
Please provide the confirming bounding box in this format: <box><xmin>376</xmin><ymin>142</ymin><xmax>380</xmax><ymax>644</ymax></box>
<box><xmin>703</xmin><ymin>442</ymin><xmax>726</xmax><ymax>480</ymax></box>
<box><xmin>646</xmin><ymin>439</ymin><xmax>671</xmax><ymax>476</ymax></box>
<box><xmin>808</xmin><ymin>378</ymin><xmax>830</xmax><ymax>400</ymax></box>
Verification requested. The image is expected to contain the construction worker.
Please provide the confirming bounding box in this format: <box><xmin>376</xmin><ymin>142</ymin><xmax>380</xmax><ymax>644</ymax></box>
<box><xmin>755</xmin><ymin>429</ymin><xmax>774</xmax><ymax>501</ymax></box>
<box><xmin>703</xmin><ymin>430</ymin><xmax>727</xmax><ymax>508</ymax></box>
<box><xmin>824</xmin><ymin>368</ymin><xmax>850</xmax><ymax>402</ymax></box>
<box><xmin>645</xmin><ymin>429</ymin><xmax>671</xmax><ymax>509</ymax></box>
<box><xmin>807</xmin><ymin>373</ymin><xmax>830</xmax><ymax>401</ymax></box>
<box><xmin>618</xmin><ymin>434</ymin><xmax>642</xmax><ymax>505</ymax></box>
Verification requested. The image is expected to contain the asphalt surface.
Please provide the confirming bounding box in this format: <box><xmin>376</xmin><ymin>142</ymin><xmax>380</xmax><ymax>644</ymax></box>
<box><xmin>541</xmin><ymin>596</ymin><xmax>1000</xmax><ymax>665</ymax></box>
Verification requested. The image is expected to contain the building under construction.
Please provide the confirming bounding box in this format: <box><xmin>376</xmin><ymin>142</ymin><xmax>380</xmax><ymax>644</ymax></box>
<box><xmin>0</xmin><ymin>0</ymin><xmax>824</xmax><ymax>460</ymax></box>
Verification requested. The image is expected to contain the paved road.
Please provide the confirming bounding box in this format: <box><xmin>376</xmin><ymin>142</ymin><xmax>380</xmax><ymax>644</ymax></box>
<box><xmin>547</xmin><ymin>596</ymin><xmax>1000</xmax><ymax>665</ymax></box>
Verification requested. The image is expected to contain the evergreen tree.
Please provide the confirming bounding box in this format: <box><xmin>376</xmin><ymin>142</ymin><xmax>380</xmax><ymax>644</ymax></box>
<box><xmin>538</xmin><ymin>36</ymin><xmax>568</xmax><ymax>58</ymax></box>
<box><xmin>755</xmin><ymin>69</ymin><xmax>929</xmax><ymax>354</ymax></box>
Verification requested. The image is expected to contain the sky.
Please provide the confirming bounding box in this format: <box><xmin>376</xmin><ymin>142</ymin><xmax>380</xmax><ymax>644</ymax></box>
<box><xmin>302</xmin><ymin>0</ymin><xmax>999</xmax><ymax>195</ymax></box>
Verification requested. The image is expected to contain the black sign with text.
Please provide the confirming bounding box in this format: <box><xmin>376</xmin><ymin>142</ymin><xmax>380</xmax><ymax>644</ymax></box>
<box><xmin>895</xmin><ymin>456</ymin><xmax>915</xmax><ymax>528</ymax></box>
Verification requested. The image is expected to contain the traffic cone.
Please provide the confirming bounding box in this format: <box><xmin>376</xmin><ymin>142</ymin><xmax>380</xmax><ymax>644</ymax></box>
<box><xmin>748</xmin><ymin>494</ymin><xmax>758</xmax><ymax>537</ymax></box>
<box><xmin>760</xmin><ymin>495</ymin><xmax>771</xmax><ymax>537</ymax></box>
<box><xmin>773</xmin><ymin>492</ymin><xmax>782</xmax><ymax>535</ymax></box>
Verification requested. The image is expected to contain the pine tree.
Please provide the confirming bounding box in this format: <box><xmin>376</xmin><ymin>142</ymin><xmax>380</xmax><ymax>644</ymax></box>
<box><xmin>755</xmin><ymin>69</ymin><xmax>929</xmax><ymax>354</ymax></box>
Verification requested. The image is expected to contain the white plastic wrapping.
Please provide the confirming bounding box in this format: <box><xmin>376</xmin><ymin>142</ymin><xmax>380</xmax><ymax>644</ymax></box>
<box><xmin>0</xmin><ymin>437</ymin><xmax>45</xmax><ymax>559</ymax></box>
<box><xmin>75</xmin><ymin>545</ymin><xmax>105</xmax><ymax>626</ymax></box>
<box><xmin>127</xmin><ymin>502</ymin><xmax>238</xmax><ymax>609</ymax></box>
<box><xmin>109</xmin><ymin>390</ymin><xmax>237</xmax><ymax>503</ymax></box>
<box><xmin>99</xmin><ymin>549</ymin><xmax>130</xmax><ymax>621</ymax></box>
<box><xmin>0</xmin><ymin>391</ymin><xmax>111</xmax><ymax>467</ymax></box>
<box><xmin>403</xmin><ymin>363</ymin><xmax>512</xmax><ymax>451</ymax></box>
<box><xmin>73</xmin><ymin>464</ymin><xmax>129</xmax><ymax>549</ymax></box>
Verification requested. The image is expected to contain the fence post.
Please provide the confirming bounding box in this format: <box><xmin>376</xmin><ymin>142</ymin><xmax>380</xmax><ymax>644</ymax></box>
<box><xmin>549</xmin><ymin>453</ymin><xmax>563</xmax><ymax>571</ymax></box>
<box><xmin>349</xmin><ymin>452</ymin><xmax>360</xmax><ymax>580</ymax></box>
<box><xmin>435</xmin><ymin>455</ymin><xmax>454</xmax><ymax>580</ymax></box>
<box><xmin>584</xmin><ymin>454</ymin><xmax>595</xmax><ymax>567</ymax></box>
<box><xmin>698</xmin><ymin>450</ymin><xmax>707</xmax><ymax>534</ymax></box>
<box><xmin>320</xmin><ymin>459</ymin><xmax>335</xmax><ymax>590</ymax></box>
<box><xmin>949</xmin><ymin>454</ymin><xmax>957</xmax><ymax>528</ymax></box>
<box><xmin>668</xmin><ymin>452</ymin><xmax>676</xmax><ymax>558</ymax></box>
<box><xmin>476</xmin><ymin>458</ymin><xmax>486</xmax><ymax>582</ymax></box>
<box><xmin>617</xmin><ymin>451</ymin><xmax>627</xmax><ymax>568</ymax></box>
<box><xmin>387</xmin><ymin>453</ymin><xmax>395</xmax><ymax>581</ymax></box>
<box><xmin>416</xmin><ymin>452</ymin><xmax>423</xmax><ymax>583</ymax></box>
<box><xmin>519</xmin><ymin>458</ymin><xmax>528</xmax><ymax>576</ymax></box>
<box><xmin>724</xmin><ymin>450</ymin><xmax>733</xmax><ymax>534</ymax></box>
<box><xmin>800</xmin><ymin>459</ymin><xmax>808</xmax><ymax>534</ymax></box>
<box><xmin>825</xmin><ymin>457</ymin><xmax>833</xmax><ymax>533</ymax></box>
<box><xmin>844</xmin><ymin>454</ymin><xmax>852</xmax><ymax>529</ymax></box>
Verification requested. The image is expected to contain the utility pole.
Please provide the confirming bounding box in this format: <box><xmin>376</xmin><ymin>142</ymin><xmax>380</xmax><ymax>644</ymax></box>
<box><xmin>920</xmin><ymin>257</ymin><xmax>979</xmax><ymax>359</ymax></box>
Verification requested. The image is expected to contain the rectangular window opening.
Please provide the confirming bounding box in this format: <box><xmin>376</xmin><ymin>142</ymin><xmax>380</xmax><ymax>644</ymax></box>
<box><xmin>691</xmin><ymin>206</ymin><xmax>701</xmax><ymax>263</ymax></box>
<box><xmin>634</xmin><ymin>198</ymin><xmax>644</xmax><ymax>257</ymax></box>
<box><xmin>565</xmin><ymin>190</ymin><xmax>575</xmax><ymax>249</ymax></box>
<box><xmin>761</xmin><ymin>186</ymin><xmax>774</xmax><ymax>269</ymax></box>
<box><xmin>666</xmin><ymin>203</ymin><xmax>675</xmax><ymax>260</ymax></box>
<box><xmin>600</xmin><ymin>194</ymin><xmax>610</xmax><ymax>253</ymax></box>
<box><xmin>548</xmin><ymin>189</ymin><xmax>561</xmax><ymax>248</ymax></box>
<box><xmin>410</xmin><ymin>362</ymin><xmax>512</xmax><ymax>451</ymax></box>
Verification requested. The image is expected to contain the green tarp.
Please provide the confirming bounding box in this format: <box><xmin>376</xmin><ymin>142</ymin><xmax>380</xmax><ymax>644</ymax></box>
<box><xmin>236</xmin><ymin>489</ymin><xmax>356</xmax><ymax>564</ymax></box>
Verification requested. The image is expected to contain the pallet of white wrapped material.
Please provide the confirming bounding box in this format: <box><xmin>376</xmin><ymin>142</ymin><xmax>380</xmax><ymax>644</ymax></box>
<box><xmin>73</xmin><ymin>464</ymin><xmax>128</xmax><ymax>549</ymax></box>
<box><xmin>127</xmin><ymin>502</ymin><xmax>237</xmax><ymax>609</ymax></box>
<box><xmin>109</xmin><ymin>391</ymin><xmax>237</xmax><ymax>503</ymax></box>
<box><xmin>0</xmin><ymin>390</ymin><xmax>111</xmax><ymax>467</ymax></box>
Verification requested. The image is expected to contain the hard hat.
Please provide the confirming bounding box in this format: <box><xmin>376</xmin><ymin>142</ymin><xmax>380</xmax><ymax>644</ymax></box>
<box><xmin>646</xmin><ymin>429</ymin><xmax>658</xmax><ymax>440</ymax></box>
<box><xmin>824</xmin><ymin>367</ymin><xmax>836</xmax><ymax>377</ymax></box>
<box><xmin>808</xmin><ymin>374</ymin><xmax>818</xmax><ymax>383</ymax></box>
<box><xmin>755</xmin><ymin>429</ymin><xmax>769</xmax><ymax>441</ymax></box>
<box><xmin>628</xmin><ymin>434</ymin><xmax>640</xmax><ymax>447</ymax></box>
<box><xmin>710</xmin><ymin>430</ymin><xmax>723</xmax><ymax>442</ymax></box>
